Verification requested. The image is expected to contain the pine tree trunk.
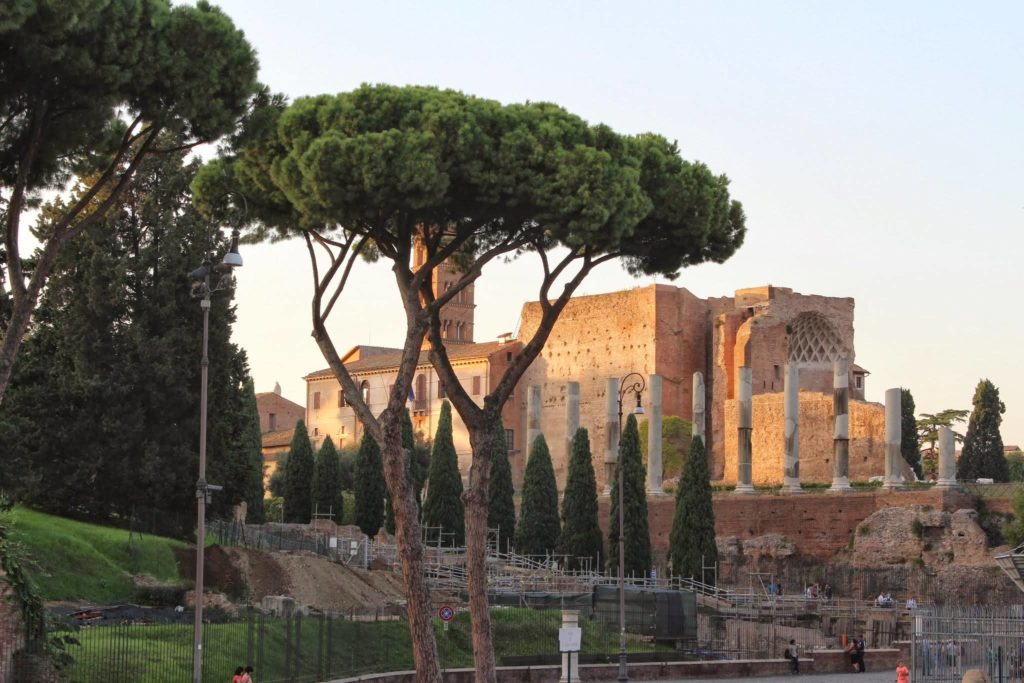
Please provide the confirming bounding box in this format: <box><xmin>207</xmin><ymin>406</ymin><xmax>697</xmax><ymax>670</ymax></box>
<box><xmin>466</xmin><ymin>423</ymin><xmax>497</xmax><ymax>683</ymax></box>
<box><xmin>380</xmin><ymin>418</ymin><xmax>443</xmax><ymax>682</ymax></box>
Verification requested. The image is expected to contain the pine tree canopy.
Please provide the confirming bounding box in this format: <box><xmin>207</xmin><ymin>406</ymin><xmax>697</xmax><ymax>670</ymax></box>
<box><xmin>422</xmin><ymin>401</ymin><xmax>464</xmax><ymax>546</ymax></box>
<box><xmin>516</xmin><ymin>434</ymin><xmax>561</xmax><ymax>557</ymax></box>
<box><xmin>354</xmin><ymin>431</ymin><xmax>386</xmax><ymax>539</ymax></box>
<box><xmin>283</xmin><ymin>420</ymin><xmax>315</xmax><ymax>523</ymax></box>
<box><xmin>558</xmin><ymin>428</ymin><xmax>603</xmax><ymax>571</ymax></box>
<box><xmin>958</xmin><ymin>379</ymin><xmax>1008</xmax><ymax>482</ymax></box>
<box><xmin>608</xmin><ymin>414</ymin><xmax>652</xmax><ymax>577</ymax></box>
<box><xmin>669</xmin><ymin>435</ymin><xmax>718</xmax><ymax>583</ymax></box>
<box><xmin>487</xmin><ymin>418</ymin><xmax>516</xmax><ymax>553</ymax></box>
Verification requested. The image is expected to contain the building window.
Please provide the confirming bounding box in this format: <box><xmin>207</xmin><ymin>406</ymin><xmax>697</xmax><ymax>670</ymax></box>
<box><xmin>855</xmin><ymin>375</ymin><xmax>863</xmax><ymax>390</ymax></box>
<box><xmin>313</xmin><ymin>392</ymin><xmax>321</xmax><ymax>410</ymax></box>
<box><xmin>441</xmin><ymin>319</ymin><xmax>450</xmax><ymax>339</ymax></box>
<box><xmin>455</xmin><ymin>321</ymin><xmax>463</xmax><ymax>341</ymax></box>
<box><xmin>505</xmin><ymin>429</ymin><xmax>514</xmax><ymax>450</ymax></box>
<box><xmin>360</xmin><ymin>380</ymin><xmax>370</xmax><ymax>404</ymax></box>
<box><xmin>773</xmin><ymin>365</ymin><xmax>781</xmax><ymax>381</ymax></box>
<box><xmin>472</xmin><ymin>376</ymin><xmax>481</xmax><ymax>395</ymax></box>
<box><xmin>269</xmin><ymin>413</ymin><xmax>277</xmax><ymax>431</ymax></box>
<box><xmin>414</xmin><ymin>374</ymin><xmax>427</xmax><ymax>411</ymax></box>
<box><xmin>313</xmin><ymin>427</ymin><xmax>320</xmax><ymax>437</ymax></box>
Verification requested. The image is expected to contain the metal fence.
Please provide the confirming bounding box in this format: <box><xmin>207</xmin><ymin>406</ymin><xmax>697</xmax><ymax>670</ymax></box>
<box><xmin>911</xmin><ymin>605</ymin><xmax>1024</xmax><ymax>683</ymax></box>
<box><xmin>4</xmin><ymin>596</ymin><xmax>712</xmax><ymax>683</ymax></box>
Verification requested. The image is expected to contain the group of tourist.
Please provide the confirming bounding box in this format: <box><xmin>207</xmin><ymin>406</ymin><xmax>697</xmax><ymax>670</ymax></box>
<box><xmin>804</xmin><ymin>583</ymin><xmax>833</xmax><ymax>600</ymax></box>
<box><xmin>918</xmin><ymin>639</ymin><xmax>963</xmax><ymax>677</ymax></box>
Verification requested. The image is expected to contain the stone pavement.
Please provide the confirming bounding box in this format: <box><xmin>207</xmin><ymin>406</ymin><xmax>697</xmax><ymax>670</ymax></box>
<box><xmin>658</xmin><ymin>673</ymin><xmax>895</xmax><ymax>683</ymax></box>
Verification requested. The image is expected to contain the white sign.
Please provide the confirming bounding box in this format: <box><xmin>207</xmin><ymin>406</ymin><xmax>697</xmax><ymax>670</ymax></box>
<box><xmin>559</xmin><ymin>627</ymin><xmax>582</xmax><ymax>653</ymax></box>
<box><xmin>329</xmin><ymin>537</ymin><xmax>338</xmax><ymax>549</ymax></box>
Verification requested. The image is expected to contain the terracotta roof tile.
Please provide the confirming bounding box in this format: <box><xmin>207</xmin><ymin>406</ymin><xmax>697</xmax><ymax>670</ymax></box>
<box><xmin>305</xmin><ymin>340</ymin><xmax>514</xmax><ymax>379</ymax></box>
<box><xmin>262</xmin><ymin>428</ymin><xmax>295</xmax><ymax>449</ymax></box>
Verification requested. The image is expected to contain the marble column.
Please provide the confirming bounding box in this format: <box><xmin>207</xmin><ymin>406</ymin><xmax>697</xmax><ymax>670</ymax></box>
<box><xmin>936</xmin><ymin>425</ymin><xmax>958</xmax><ymax>489</ymax></box>
<box><xmin>604</xmin><ymin>377</ymin><xmax>619</xmax><ymax>495</ymax></box>
<box><xmin>830</xmin><ymin>357</ymin><xmax>852</xmax><ymax>492</ymax></box>
<box><xmin>692</xmin><ymin>371</ymin><xmax>706</xmax><ymax>444</ymax></box>
<box><xmin>566</xmin><ymin>381</ymin><xmax>580</xmax><ymax>469</ymax></box>
<box><xmin>647</xmin><ymin>374</ymin><xmax>664</xmax><ymax>495</ymax></box>
<box><xmin>735</xmin><ymin>366</ymin><xmax>754</xmax><ymax>494</ymax></box>
<box><xmin>782</xmin><ymin>363</ymin><xmax>802</xmax><ymax>494</ymax></box>
<box><xmin>883</xmin><ymin>387</ymin><xmax>903</xmax><ymax>490</ymax></box>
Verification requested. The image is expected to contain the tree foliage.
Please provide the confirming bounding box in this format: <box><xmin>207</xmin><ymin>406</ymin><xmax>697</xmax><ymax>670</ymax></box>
<box><xmin>669</xmin><ymin>436</ymin><xmax>718</xmax><ymax>582</ymax></box>
<box><xmin>0</xmin><ymin>145</ymin><xmax>257</xmax><ymax>534</ymax></box>
<box><xmin>0</xmin><ymin>0</ymin><xmax>259</xmax><ymax>404</ymax></box>
<box><xmin>608</xmin><ymin>414</ymin><xmax>652</xmax><ymax>577</ymax></box>
<box><xmin>1003</xmin><ymin>488</ymin><xmax>1024</xmax><ymax>548</ymax></box>
<box><xmin>486</xmin><ymin>419</ymin><xmax>516</xmax><ymax>553</ymax></box>
<box><xmin>917</xmin><ymin>408</ymin><xmax>969</xmax><ymax>480</ymax></box>
<box><xmin>516</xmin><ymin>435</ymin><xmax>560</xmax><ymax>557</ymax></box>
<box><xmin>197</xmin><ymin>82</ymin><xmax>747</xmax><ymax>683</ymax></box>
<box><xmin>283</xmin><ymin>421</ymin><xmax>314</xmax><ymax>523</ymax></box>
<box><xmin>901</xmin><ymin>389</ymin><xmax>922</xmax><ymax>479</ymax></box>
<box><xmin>239</xmin><ymin>380</ymin><xmax>266</xmax><ymax>524</ymax></box>
<box><xmin>422</xmin><ymin>401</ymin><xmax>464</xmax><ymax>546</ymax></box>
<box><xmin>639</xmin><ymin>416</ymin><xmax>692</xmax><ymax>480</ymax></box>
<box><xmin>313</xmin><ymin>436</ymin><xmax>344</xmax><ymax>524</ymax></box>
<box><xmin>354</xmin><ymin>431</ymin><xmax>386</xmax><ymax>539</ymax></box>
<box><xmin>958</xmin><ymin>379</ymin><xmax>1008</xmax><ymax>482</ymax></box>
<box><xmin>557</xmin><ymin>428</ymin><xmax>603</xmax><ymax>570</ymax></box>
<box><xmin>1008</xmin><ymin>451</ymin><xmax>1024</xmax><ymax>483</ymax></box>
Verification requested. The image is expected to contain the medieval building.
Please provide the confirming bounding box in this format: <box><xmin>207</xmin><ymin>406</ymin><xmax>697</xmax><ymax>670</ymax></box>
<box><xmin>302</xmin><ymin>280</ymin><xmax>887</xmax><ymax>491</ymax></box>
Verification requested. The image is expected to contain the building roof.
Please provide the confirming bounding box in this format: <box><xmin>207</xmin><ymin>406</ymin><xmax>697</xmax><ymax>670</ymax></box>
<box><xmin>262</xmin><ymin>428</ymin><xmax>295</xmax><ymax>449</ymax></box>
<box><xmin>255</xmin><ymin>392</ymin><xmax>304</xmax><ymax>414</ymax></box>
<box><xmin>305</xmin><ymin>340</ymin><xmax>514</xmax><ymax>380</ymax></box>
<box><xmin>851</xmin><ymin>363</ymin><xmax>869</xmax><ymax>375</ymax></box>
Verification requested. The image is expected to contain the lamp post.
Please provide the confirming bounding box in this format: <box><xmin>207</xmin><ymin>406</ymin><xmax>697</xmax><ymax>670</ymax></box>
<box><xmin>615</xmin><ymin>372</ymin><xmax>645</xmax><ymax>682</ymax></box>
<box><xmin>189</xmin><ymin>217</ymin><xmax>243</xmax><ymax>683</ymax></box>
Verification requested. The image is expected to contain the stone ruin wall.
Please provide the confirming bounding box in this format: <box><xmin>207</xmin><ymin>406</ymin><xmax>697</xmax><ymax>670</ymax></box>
<box><xmin>517</xmin><ymin>287</ymin><xmax>660</xmax><ymax>491</ymax></box>
<box><xmin>721</xmin><ymin>393</ymin><xmax>886</xmax><ymax>484</ymax></box>
<box><xmin>708</xmin><ymin>288</ymin><xmax>856</xmax><ymax>479</ymax></box>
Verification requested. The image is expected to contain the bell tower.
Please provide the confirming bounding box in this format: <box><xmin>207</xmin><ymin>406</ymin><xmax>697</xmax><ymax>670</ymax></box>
<box><xmin>413</xmin><ymin>237</ymin><xmax>475</xmax><ymax>345</ymax></box>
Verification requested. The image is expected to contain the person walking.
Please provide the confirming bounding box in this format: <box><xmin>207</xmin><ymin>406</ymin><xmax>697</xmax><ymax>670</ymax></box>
<box><xmin>855</xmin><ymin>636</ymin><xmax>867</xmax><ymax>673</ymax></box>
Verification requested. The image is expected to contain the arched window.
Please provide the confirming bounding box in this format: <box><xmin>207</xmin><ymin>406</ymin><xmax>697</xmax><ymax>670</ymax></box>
<box><xmin>787</xmin><ymin>312</ymin><xmax>845</xmax><ymax>366</ymax></box>
<box><xmin>360</xmin><ymin>380</ymin><xmax>370</xmax><ymax>404</ymax></box>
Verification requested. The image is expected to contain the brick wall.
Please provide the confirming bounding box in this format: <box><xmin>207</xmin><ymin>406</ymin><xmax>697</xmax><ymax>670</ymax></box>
<box><xmin>598</xmin><ymin>488</ymin><xmax>975</xmax><ymax>564</ymax></box>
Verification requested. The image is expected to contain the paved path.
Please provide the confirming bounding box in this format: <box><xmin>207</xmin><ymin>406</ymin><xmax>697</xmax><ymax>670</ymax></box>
<box><xmin>658</xmin><ymin>673</ymin><xmax>894</xmax><ymax>683</ymax></box>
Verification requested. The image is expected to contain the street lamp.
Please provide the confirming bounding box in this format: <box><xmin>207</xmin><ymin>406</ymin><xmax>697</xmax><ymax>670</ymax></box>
<box><xmin>615</xmin><ymin>372</ymin><xmax>645</xmax><ymax>682</ymax></box>
<box><xmin>189</xmin><ymin>210</ymin><xmax>244</xmax><ymax>683</ymax></box>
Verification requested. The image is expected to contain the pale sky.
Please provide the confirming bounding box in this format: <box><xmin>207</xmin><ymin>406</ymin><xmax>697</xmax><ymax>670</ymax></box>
<box><xmin>207</xmin><ymin>0</ymin><xmax>1023</xmax><ymax>446</ymax></box>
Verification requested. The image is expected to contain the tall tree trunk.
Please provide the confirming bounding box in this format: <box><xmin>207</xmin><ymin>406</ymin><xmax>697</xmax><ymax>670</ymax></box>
<box><xmin>380</xmin><ymin>415</ymin><xmax>443</xmax><ymax>682</ymax></box>
<box><xmin>466</xmin><ymin>422</ymin><xmax>497</xmax><ymax>683</ymax></box>
<box><xmin>0</xmin><ymin>242</ymin><xmax>59</xmax><ymax>405</ymax></box>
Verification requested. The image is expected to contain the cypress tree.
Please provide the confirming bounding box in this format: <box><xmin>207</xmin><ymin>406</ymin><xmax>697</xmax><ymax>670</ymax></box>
<box><xmin>239</xmin><ymin>379</ymin><xmax>266</xmax><ymax>523</ymax></box>
<box><xmin>669</xmin><ymin>435</ymin><xmax>718</xmax><ymax>583</ymax></box>
<box><xmin>283</xmin><ymin>420</ymin><xmax>315</xmax><ymax>523</ymax></box>
<box><xmin>422</xmin><ymin>401</ymin><xmax>464</xmax><ymax>546</ymax></box>
<box><xmin>487</xmin><ymin>419</ymin><xmax>516</xmax><ymax>553</ymax></box>
<box><xmin>608</xmin><ymin>414</ymin><xmax>652</xmax><ymax>577</ymax></box>
<box><xmin>558</xmin><ymin>428</ymin><xmax>603</xmax><ymax>571</ymax></box>
<box><xmin>354</xmin><ymin>431</ymin><xmax>386</xmax><ymax>539</ymax></box>
<box><xmin>958</xmin><ymin>379</ymin><xmax>1008</xmax><ymax>482</ymax></box>
<box><xmin>516</xmin><ymin>434</ymin><xmax>561</xmax><ymax>557</ymax></box>
<box><xmin>313</xmin><ymin>436</ymin><xmax>345</xmax><ymax>524</ymax></box>
<box><xmin>901</xmin><ymin>389</ymin><xmax>922</xmax><ymax>479</ymax></box>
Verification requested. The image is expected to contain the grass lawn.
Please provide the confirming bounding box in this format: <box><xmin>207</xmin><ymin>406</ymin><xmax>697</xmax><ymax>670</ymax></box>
<box><xmin>8</xmin><ymin>506</ymin><xmax>188</xmax><ymax>603</ymax></box>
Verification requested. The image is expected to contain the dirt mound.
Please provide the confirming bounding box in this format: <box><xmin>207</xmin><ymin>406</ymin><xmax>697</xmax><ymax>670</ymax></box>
<box><xmin>174</xmin><ymin>545</ymin><xmax>247</xmax><ymax>600</ymax></box>
<box><xmin>224</xmin><ymin>546</ymin><xmax>290</xmax><ymax>600</ymax></box>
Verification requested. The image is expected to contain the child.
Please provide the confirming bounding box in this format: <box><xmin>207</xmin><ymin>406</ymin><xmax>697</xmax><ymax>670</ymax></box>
<box><xmin>896</xmin><ymin>660</ymin><xmax>909</xmax><ymax>683</ymax></box>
